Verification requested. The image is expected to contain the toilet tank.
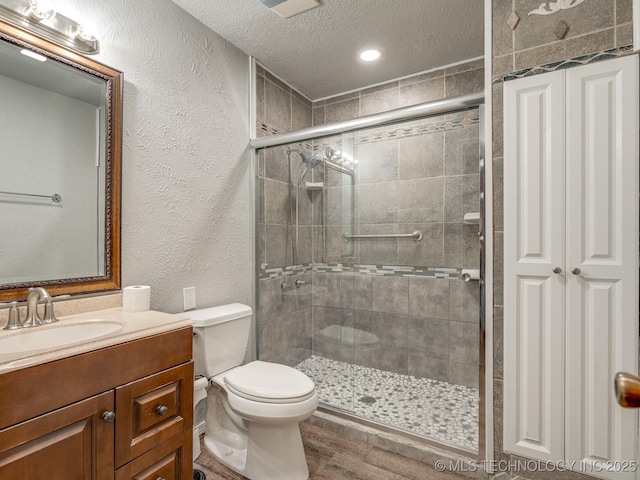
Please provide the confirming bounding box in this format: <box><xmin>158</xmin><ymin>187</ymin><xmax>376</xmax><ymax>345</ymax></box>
<box><xmin>190</xmin><ymin>303</ymin><xmax>253</xmax><ymax>378</ymax></box>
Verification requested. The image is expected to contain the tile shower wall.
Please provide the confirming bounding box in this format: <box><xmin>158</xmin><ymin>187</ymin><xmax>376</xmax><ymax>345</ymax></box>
<box><xmin>256</xmin><ymin>64</ymin><xmax>314</xmax><ymax>366</ymax></box>
<box><xmin>491</xmin><ymin>1</ymin><xmax>632</xmax><ymax>476</ymax></box>
<box><xmin>310</xmin><ymin>61</ymin><xmax>484</xmax><ymax>388</ymax></box>
<box><xmin>256</xmin><ymin>59</ymin><xmax>484</xmax><ymax>387</ymax></box>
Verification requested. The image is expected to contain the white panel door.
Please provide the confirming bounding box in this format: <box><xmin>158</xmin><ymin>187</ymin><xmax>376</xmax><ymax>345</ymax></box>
<box><xmin>565</xmin><ymin>55</ymin><xmax>639</xmax><ymax>480</ymax></box>
<box><xmin>504</xmin><ymin>71</ymin><xmax>566</xmax><ymax>462</ymax></box>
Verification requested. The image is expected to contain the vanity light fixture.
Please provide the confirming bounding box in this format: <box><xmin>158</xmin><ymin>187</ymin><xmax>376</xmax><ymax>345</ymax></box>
<box><xmin>359</xmin><ymin>49</ymin><xmax>382</xmax><ymax>62</ymax></box>
<box><xmin>0</xmin><ymin>0</ymin><xmax>99</xmax><ymax>54</ymax></box>
<box><xmin>27</xmin><ymin>0</ymin><xmax>55</xmax><ymax>21</ymax></box>
<box><xmin>20</xmin><ymin>48</ymin><xmax>46</xmax><ymax>61</ymax></box>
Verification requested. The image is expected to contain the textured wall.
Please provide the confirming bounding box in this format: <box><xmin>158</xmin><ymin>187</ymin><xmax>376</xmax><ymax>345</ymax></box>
<box><xmin>54</xmin><ymin>0</ymin><xmax>251</xmax><ymax>313</ymax></box>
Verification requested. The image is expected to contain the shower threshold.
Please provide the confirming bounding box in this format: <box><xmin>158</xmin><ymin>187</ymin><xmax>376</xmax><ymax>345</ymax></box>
<box><xmin>296</xmin><ymin>355</ymin><xmax>478</xmax><ymax>452</ymax></box>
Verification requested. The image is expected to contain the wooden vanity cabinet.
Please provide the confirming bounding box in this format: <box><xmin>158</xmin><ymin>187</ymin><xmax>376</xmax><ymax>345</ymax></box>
<box><xmin>0</xmin><ymin>327</ymin><xmax>193</xmax><ymax>480</ymax></box>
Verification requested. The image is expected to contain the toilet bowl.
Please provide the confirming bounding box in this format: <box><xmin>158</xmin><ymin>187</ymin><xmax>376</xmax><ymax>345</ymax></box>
<box><xmin>190</xmin><ymin>304</ymin><xmax>318</xmax><ymax>480</ymax></box>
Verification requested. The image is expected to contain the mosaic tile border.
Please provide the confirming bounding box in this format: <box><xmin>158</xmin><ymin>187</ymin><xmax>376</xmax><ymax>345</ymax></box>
<box><xmin>493</xmin><ymin>44</ymin><xmax>634</xmax><ymax>84</ymax></box>
<box><xmin>259</xmin><ymin>262</ymin><xmax>463</xmax><ymax>280</ymax></box>
<box><xmin>259</xmin><ymin>263</ymin><xmax>313</xmax><ymax>279</ymax></box>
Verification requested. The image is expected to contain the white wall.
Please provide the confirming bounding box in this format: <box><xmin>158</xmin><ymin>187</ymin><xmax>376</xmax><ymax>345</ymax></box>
<box><xmin>58</xmin><ymin>0</ymin><xmax>252</xmax><ymax>312</ymax></box>
<box><xmin>0</xmin><ymin>75</ymin><xmax>100</xmax><ymax>283</ymax></box>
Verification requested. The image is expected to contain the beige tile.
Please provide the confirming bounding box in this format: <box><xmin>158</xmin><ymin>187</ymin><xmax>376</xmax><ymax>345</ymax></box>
<box><xmin>326</xmin><ymin>98</ymin><xmax>360</xmax><ymax>123</ymax></box>
<box><xmin>397</xmin><ymin>222</ymin><xmax>444</xmax><ymax>267</ymax></box>
<box><xmin>313</xmin><ymin>106</ymin><xmax>325</xmax><ymax>126</ymax></box>
<box><xmin>514</xmin><ymin>0</ymin><xmax>614</xmax><ymax>51</ymax></box>
<box><xmin>293</xmin><ymin>97</ymin><xmax>312</xmax><ymax>131</ymax></box>
<box><xmin>493</xmin><ymin>0</ymin><xmax>515</xmax><ymax>57</ymax></box>
<box><xmin>361</xmin><ymin>88</ymin><xmax>400</xmax><ymax>116</ymax></box>
<box><xmin>399</xmin><ymin>78</ymin><xmax>445</xmax><ymax>108</ymax></box>
<box><xmin>445</xmin><ymin>68</ymin><xmax>484</xmax><ymax>98</ymax></box>
<box><xmin>493</xmin><ymin>54</ymin><xmax>514</xmax><ymax>80</ymax></box>
<box><xmin>616</xmin><ymin>22</ymin><xmax>633</xmax><ymax>46</ymax></box>
<box><xmin>264</xmin><ymin>79</ymin><xmax>292</xmax><ymax>132</ymax></box>
<box><xmin>324</xmin><ymin>90</ymin><xmax>359</xmax><ymax>105</ymax></box>
<box><xmin>398</xmin><ymin>132</ymin><xmax>444</xmax><ymax>180</ymax></box>
<box><xmin>617</xmin><ymin>0</ymin><xmax>633</xmax><ymax>24</ymax></box>
<box><xmin>372</xmin><ymin>276</ymin><xmax>409</xmax><ymax>315</ymax></box>
<box><xmin>514</xmin><ymin>29</ymin><xmax>615</xmax><ymax>70</ymax></box>
<box><xmin>445</xmin><ymin>59</ymin><xmax>484</xmax><ymax>76</ymax></box>
<box><xmin>361</xmin><ymin>81</ymin><xmax>399</xmax><ymax>96</ymax></box>
<box><xmin>264</xmin><ymin>69</ymin><xmax>291</xmax><ymax>93</ymax></box>
<box><xmin>399</xmin><ymin>69</ymin><xmax>444</xmax><ymax>87</ymax></box>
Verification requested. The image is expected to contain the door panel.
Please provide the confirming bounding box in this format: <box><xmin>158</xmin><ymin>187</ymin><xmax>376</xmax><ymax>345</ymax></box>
<box><xmin>504</xmin><ymin>70</ymin><xmax>566</xmax><ymax>461</ymax></box>
<box><xmin>565</xmin><ymin>55</ymin><xmax>639</xmax><ymax>480</ymax></box>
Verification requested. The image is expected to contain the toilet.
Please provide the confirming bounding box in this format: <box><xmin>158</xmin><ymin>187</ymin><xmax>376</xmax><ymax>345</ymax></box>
<box><xmin>190</xmin><ymin>303</ymin><xmax>318</xmax><ymax>480</ymax></box>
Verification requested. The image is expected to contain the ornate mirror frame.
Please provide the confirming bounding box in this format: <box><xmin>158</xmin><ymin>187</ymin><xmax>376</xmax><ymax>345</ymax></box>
<box><xmin>0</xmin><ymin>19</ymin><xmax>122</xmax><ymax>301</ymax></box>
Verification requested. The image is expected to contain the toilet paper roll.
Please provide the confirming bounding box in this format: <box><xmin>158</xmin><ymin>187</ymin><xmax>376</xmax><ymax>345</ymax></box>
<box><xmin>122</xmin><ymin>285</ymin><xmax>151</xmax><ymax>312</ymax></box>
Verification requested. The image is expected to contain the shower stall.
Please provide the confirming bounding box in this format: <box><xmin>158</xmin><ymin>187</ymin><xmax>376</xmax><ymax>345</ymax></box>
<box><xmin>254</xmin><ymin>93</ymin><xmax>484</xmax><ymax>454</ymax></box>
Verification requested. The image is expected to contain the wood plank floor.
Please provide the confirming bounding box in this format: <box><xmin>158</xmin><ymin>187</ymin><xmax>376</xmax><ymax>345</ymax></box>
<box><xmin>194</xmin><ymin>422</ymin><xmax>470</xmax><ymax>480</ymax></box>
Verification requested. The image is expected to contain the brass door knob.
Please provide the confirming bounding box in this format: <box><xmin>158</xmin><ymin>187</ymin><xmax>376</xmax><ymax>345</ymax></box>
<box><xmin>553</xmin><ymin>267</ymin><xmax>562</xmax><ymax>274</ymax></box>
<box><xmin>571</xmin><ymin>267</ymin><xmax>581</xmax><ymax>275</ymax></box>
<box><xmin>615</xmin><ymin>372</ymin><xmax>640</xmax><ymax>408</ymax></box>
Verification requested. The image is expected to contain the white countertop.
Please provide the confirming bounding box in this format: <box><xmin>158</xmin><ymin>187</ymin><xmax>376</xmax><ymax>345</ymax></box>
<box><xmin>0</xmin><ymin>307</ymin><xmax>192</xmax><ymax>374</ymax></box>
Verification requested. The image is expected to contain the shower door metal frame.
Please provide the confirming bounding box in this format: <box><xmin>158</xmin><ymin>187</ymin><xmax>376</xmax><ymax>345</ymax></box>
<box><xmin>250</xmin><ymin>91</ymin><xmax>487</xmax><ymax>460</ymax></box>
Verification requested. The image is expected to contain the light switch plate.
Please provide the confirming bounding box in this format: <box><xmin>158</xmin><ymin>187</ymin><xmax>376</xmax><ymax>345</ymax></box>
<box><xmin>183</xmin><ymin>287</ymin><xmax>196</xmax><ymax>311</ymax></box>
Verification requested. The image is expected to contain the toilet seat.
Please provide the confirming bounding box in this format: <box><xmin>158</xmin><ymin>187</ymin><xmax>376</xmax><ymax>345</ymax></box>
<box><xmin>224</xmin><ymin>361</ymin><xmax>316</xmax><ymax>404</ymax></box>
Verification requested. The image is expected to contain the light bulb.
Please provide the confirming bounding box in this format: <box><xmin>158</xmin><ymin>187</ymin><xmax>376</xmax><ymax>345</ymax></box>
<box><xmin>359</xmin><ymin>49</ymin><xmax>382</xmax><ymax>62</ymax></box>
<box><xmin>28</xmin><ymin>0</ymin><xmax>56</xmax><ymax>20</ymax></box>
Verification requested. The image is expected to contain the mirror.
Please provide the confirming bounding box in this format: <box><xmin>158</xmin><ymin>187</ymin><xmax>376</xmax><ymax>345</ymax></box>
<box><xmin>0</xmin><ymin>19</ymin><xmax>121</xmax><ymax>300</ymax></box>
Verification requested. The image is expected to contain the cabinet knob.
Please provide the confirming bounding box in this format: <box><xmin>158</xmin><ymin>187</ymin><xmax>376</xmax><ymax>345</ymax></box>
<box><xmin>102</xmin><ymin>411</ymin><xmax>116</xmax><ymax>423</ymax></box>
<box><xmin>553</xmin><ymin>267</ymin><xmax>562</xmax><ymax>274</ymax></box>
<box><xmin>572</xmin><ymin>267</ymin><xmax>581</xmax><ymax>275</ymax></box>
<box><xmin>156</xmin><ymin>477</ymin><xmax>166</xmax><ymax>480</ymax></box>
<box><xmin>156</xmin><ymin>405</ymin><xmax>168</xmax><ymax>416</ymax></box>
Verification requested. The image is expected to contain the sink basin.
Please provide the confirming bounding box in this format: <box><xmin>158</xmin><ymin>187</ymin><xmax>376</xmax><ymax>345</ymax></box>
<box><xmin>0</xmin><ymin>321</ymin><xmax>123</xmax><ymax>354</ymax></box>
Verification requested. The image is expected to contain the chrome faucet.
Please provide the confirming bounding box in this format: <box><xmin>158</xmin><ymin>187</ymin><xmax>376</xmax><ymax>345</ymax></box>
<box><xmin>2</xmin><ymin>287</ymin><xmax>58</xmax><ymax>330</ymax></box>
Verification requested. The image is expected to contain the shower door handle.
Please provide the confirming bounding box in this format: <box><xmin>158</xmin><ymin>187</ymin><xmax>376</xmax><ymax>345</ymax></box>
<box><xmin>614</xmin><ymin>372</ymin><xmax>640</xmax><ymax>408</ymax></box>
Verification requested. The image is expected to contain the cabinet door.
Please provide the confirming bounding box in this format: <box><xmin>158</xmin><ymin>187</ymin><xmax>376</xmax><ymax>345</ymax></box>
<box><xmin>503</xmin><ymin>70</ymin><xmax>566</xmax><ymax>461</ymax></box>
<box><xmin>565</xmin><ymin>55</ymin><xmax>639</xmax><ymax>479</ymax></box>
<box><xmin>0</xmin><ymin>391</ymin><xmax>114</xmax><ymax>480</ymax></box>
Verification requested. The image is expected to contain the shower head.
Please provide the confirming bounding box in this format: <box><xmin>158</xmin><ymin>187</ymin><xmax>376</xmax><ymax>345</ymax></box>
<box><xmin>287</xmin><ymin>148</ymin><xmax>325</xmax><ymax>184</ymax></box>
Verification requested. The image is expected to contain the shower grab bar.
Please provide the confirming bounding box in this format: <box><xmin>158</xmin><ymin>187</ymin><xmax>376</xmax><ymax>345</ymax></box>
<box><xmin>343</xmin><ymin>230</ymin><xmax>423</xmax><ymax>242</ymax></box>
<box><xmin>0</xmin><ymin>190</ymin><xmax>62</xmax><ymax>203</ymax></box>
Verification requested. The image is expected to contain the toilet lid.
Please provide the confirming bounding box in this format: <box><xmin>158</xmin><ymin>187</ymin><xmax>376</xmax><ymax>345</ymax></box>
<box><xmin>224</xmin><ymin>361</ymin><xmax>315</xmax><ymax>403</ymax></box>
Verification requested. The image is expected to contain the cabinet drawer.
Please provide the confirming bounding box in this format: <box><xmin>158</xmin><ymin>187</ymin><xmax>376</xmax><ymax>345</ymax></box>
<box><xmin>115</xmin><ymin>431</ymin><xmax>192</xmax><ymax>480</ymax></box>
<box><xmin>116</xmin><ymin>362</ymin><xmax>193</xmax><ymax>467</ymax></box>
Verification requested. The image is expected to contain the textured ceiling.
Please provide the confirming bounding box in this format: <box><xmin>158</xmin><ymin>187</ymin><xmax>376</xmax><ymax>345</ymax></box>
<box><xmin>171</xmin><ymin>0</ymin><xmax>484</xmax><ymax>100</ymax></box>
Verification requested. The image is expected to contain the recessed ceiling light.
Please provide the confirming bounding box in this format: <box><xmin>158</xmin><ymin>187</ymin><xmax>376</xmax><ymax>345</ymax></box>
<box><xmin>359</xmin><ymin>49</ymin><xmax>382</xmax><ymax>62</ymax></box>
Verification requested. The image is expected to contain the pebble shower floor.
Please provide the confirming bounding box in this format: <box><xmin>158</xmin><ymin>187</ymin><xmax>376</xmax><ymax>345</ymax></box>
<box><xmin>296</xmin><ymin>355</ymin><xmax>478</xmax><ymax>451</ymax></box>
